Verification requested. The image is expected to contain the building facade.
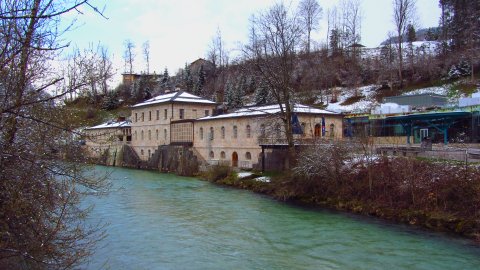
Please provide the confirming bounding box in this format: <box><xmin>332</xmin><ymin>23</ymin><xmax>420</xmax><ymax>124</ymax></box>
<box><xmin>84</xmin><ymin>119</ymin><xmax>131</xmax><ymax>158</ymax></box>
<box><xmin>193</xmin><ymin>104</ymin><xmax>343</xmax><ymax>169</ymax></box>
<box><xmin>85</xmin><ymin>91</ymin><xmax>343</xmax><ymax>170</ymax></box>
<box><xmin>130</xmin><ymin>91</ymin><xmax>217</xmax><ymax>160</ymax></box>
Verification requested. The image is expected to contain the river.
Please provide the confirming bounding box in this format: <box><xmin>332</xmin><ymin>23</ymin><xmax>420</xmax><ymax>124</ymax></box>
<box><xmin>82</xmin><ymin>166</ymin><xmax>480</xmax><ymax>270</ymax></box>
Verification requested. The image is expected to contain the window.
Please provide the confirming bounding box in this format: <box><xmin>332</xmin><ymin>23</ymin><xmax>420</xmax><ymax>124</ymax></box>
<box><xmin>156</xmin><ymin>129</ymin><xmax>159</xmax><ymax>140</ymax></box>
<box><xmin>233</xmin><ymin>125</ymin><xmax>238</xmax><ymax>139</ymax></box>
<box><xmin>220</xmin><ymin>151</ymin><xmax>226</xmax><ymax>159</ymax></box>
<box><xmin>148</xmin><ymin>130</ymin><xmax>151</xmax><ymax>140</ymax></box>
<box><xmin>245</xmin><ymin>152</ymin><xmax>252</xmax><ymax>160</ymax></box>
<box><xmin>141</xmin><ymin>149</ymin><xmax>144</xmax><ymax>155</ymax></box>
<box><xmin>301</xmin><ymin>122</ymin><xmax>306</xmax><ymax>136</ymax></box>
<box><xmin>221</xmin><ymin>126</ymin><xmax>225</xmax><ymax>139</ymax></box>
<box><xmin>141</xmin><ymin>112</ymin><xmax>145</xmax><ymax>122</ymax></box>
<box><xmin>141</xmin><ymin>130</ymin><xmax>144</xmax><ymax>140</ymax></box>
<box><xmin>164</xmin><ymin>109</ymin><xmax>168</xmax><ymax>119</ymax></box>
<box><xmin>260</xmin><ymin>124</ymin><xmax>266</xmax><ymax>137</ymax></box>
<box><xmin>135</xmin><ymin>113</ymin><xmax>138</xmax><ymax>122</ymax></box>
<box><xmin>134</xmin><ymin>131</ymin><xmax>137</xmax><ymax>140</ymax></box>
<box><xmin>148</xmin><ymin>149</ymin><xmax>151</xmax><ymax>157</ymax></box>
<box><xmin>330</xmin><ymin>123</ymin><xmax>335</xmax><ymax>138</ymax></box>
<box><xmin>210</xmin><ymin>127</ymin><xmax>214</xmax><ymax>140</ymax></box>
<box><xmin>314</xmin><ymin>124</ymin><xmax>321</xmax><ymax>137</ymax></box>
<box><xmin>246</xmin><ymin>125</ymin><xmax>251</xmax><ymax>138</ymax></box>
<box><xmin>275</xmin><ymin>124</ymin><xmax>281</xmax><ymax>138</ymax></box>
<box><xmin>164</xmin><ymin>129</ymin><xmax>167</xmax><ymax>140</ymax></box>
<box><xmin>205</xmin><ymin>110</ymin><xmax>209</xmax><ymax>116</ymax></box>
<box><xmin>179</xmin><ymin>109</ymin><xmax>184</xmax><ymax>119</ymax></box>
<box><xmin>156</xmin><ymin>110</ymin><xmax>159</xmax><ymax>120</ymax></box>
<box><xmin>209</xmin><ymin>151</ymin><xmax>214</xmax><ymax>158</ymax></box>
<box><xmin>200</xmin><ymin>127</ymin><xmax>204</xmax><ymax>140</ymax></box>
<box><xmin>149</xmin><ymin>111</ymin><xmax>152</xmax><ymax>121</ymax></box>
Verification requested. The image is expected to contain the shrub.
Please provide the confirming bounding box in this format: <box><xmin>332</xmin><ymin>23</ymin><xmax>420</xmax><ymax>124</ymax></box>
<box><xmin>204</xmin><ymin>165</ymin><xmax>232</xmax><ymax>182</ymax></box>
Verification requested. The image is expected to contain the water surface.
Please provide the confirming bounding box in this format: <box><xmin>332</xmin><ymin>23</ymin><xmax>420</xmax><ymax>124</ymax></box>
<box><xmin>83</xmin><ymin>166</ymin><xmax>480</xmax><ymax>269</ymax></box>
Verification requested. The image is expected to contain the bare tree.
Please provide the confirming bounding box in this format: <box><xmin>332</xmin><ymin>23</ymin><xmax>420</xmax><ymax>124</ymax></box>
<box><xmin>392</xmin><ymin>0</ymin><xmax>417</xmax><ymax>88</ymax></box>
<box><xmin>298</xmin><ymin>0</ymin><xmax>322</xmax><ymax>53</ymax></box>
<box><xmin>0</xmin><ymin>1</ymin><xmax>109</xmax><ymax>268</ymax></box>
<box><xmin>244</xmin><ymin>3</ymin><xmax>303</xmax><ymax>168</ymax></box>
<box><xmin>143</xmin><ymin>40</ymin><xmax>150</xmax><ymax>73</ymax></box>
<box><xmin>341</xmin><ymin>0</ymin><xmax>362</xmax><ymax>52</ymax></box>
<box><xmin>123</xmin><ymin>39</ymin><xmax>135</xmax><ymax>74</ymax></box>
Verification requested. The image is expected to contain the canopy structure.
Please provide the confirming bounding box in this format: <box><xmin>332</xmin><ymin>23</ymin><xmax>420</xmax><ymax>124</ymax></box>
<box><xmin>386</xmin><ymin>111</ymin><xmax>471</xmax><ymax>145</ymax></box>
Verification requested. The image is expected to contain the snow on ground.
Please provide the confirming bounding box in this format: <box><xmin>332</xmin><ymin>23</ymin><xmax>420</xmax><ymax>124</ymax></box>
<box><xmin>254</xmin><ymin>176</ymin><xmax>271</xmax><ymax>183</ymax></box>
<box><xmin>321</xmin><ymin>81</ymin><xmax>476</xmax><ymax>114</ymax></box>
<box><xmin>323</xmin><ymin>85</ymin><xmax>379</xmax><ymax>114</ymax></box>
<box><xmin>403</xmin><ymin>86</ymin><xmax>449</xmax><ymax>96</ymax></box>
<box><xmin>237</xmin><ymin>172</ymin><xmax>253</xmax><ymax>179</ymax></box>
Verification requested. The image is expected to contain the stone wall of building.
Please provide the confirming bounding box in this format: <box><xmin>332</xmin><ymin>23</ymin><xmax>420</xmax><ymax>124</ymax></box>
<box><xmin>131</xmin><ymin>102</ymin><xmax>216</xmax><ymax>161</ymax></box>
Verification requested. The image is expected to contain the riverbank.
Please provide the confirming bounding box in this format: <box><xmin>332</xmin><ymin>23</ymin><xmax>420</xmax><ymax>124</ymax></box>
<box><xmin>200</xmin><ymin>156</ymin><xmax>480</xmax><ymax>242</ymax></box>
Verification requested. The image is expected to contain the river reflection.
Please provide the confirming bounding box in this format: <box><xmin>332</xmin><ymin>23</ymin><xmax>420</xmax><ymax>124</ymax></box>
<box><xmin>82</xmin><ymin>166</ymin><xmax>480</xmax><ymax>270</ymax></box>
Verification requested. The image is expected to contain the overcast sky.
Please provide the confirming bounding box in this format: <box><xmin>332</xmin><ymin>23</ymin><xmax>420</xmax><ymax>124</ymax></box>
<box><xmin>63</xmin><ymin>0</ymin><xmax>441</xmax><ymax>82</ymax></box>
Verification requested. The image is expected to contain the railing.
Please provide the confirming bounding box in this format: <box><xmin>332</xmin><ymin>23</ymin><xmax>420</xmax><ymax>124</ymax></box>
<box><xmin>239</xmin><ymin>161</ymin><xmax>252</xmax><ymax>169</ymax></box>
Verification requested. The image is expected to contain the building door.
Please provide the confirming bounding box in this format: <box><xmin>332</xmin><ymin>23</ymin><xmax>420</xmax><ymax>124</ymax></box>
<box><xmin>232</xmin><ymin>152</ymin><xmax>238</xmax><ymax>167</ymax></box>
<box><xmin>314</xmin><ymin>124</ymin><xmax>321</xmax><ymax>137</ymax></box>
<box><xmin>420</xmin><ymin>128</ymin><xmax>429</xmax><ymax>139</ymax></box>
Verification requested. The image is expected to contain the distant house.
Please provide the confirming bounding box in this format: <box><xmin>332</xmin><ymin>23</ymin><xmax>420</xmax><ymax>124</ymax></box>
<box><xmin>189</xmin><ymin>58</ymin><xmax>215</xmax><ymax>74</ymax></box>
<box><xmin>121</xmin><ymin>73</ymin><xmax>161</xmax><ymax>85</ymax></box>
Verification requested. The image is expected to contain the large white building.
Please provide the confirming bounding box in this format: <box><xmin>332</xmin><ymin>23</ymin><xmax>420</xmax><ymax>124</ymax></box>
<box><xmin>85</xmin><ymin>91</ymin><xmax>343</xmax><ymax>170</ymax></box>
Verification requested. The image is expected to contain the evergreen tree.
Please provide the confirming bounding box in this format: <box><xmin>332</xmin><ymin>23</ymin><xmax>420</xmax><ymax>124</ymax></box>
<box><xmin>161</xmin><ymin>67</ymin><xmax>170</xmax><ymax>90</ymax></box>
<box><xmin>183</xmin><ymin>63</ymin><xmax>194</xmax><ymax>92</ymax></box>
<box><xmin>407</xmin><ymin>24</ymin><xmax>416</xmax><ymax>43</ymax></box>
<box><xmin>254</xmin><ymin>80</ymin><xmax>271</xmax><ymax>105</ymax></box>
<box><xmin>194</xmin><ymin>65</ymin><xmax>206</xmax><ymax>96</ymax></box>
<box><xmin>224</xmin><ymin>79</ymin><xmax>235</xmax><ymax>106</ymax></box>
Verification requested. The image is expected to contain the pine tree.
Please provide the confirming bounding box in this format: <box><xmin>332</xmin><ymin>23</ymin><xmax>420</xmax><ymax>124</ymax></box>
<box><xmin>161</xmin><ymin>67</ymin><xmax>170</xmax><ymax>90</ymax></box>
<box><xmin>193</xmin><ymin>65</ymin><xmax>206</xmax><ymax>96</ymax></box>
<box><xmin>254</xmin><ymin>80</ymin><xmax>271</xmax><ymax>105</ymax></box>
<box><xmin>183</xmin><ymin>63</ymin><xmax>194</xmax><ymax>92</ymax></box>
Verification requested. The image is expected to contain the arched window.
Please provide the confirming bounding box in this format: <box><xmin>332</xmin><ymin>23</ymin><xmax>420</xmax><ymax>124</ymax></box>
<box><xmin>140</xmin><ymin>149</ymin><xmax>144</xmax><ymax>155</ymax></box>
<box><xmin>301</xmin><ymin>122</ymin><xmax>306</xmax><ymax>136</ymax></box>
<box><xmin>156</xmin><ymin>129</ymin><xmax>159</xmax><ymax>140</ymax></box>
<box><xmin>330</xmin><ymin>123</ymin><xmax>335</xmax><ymax>138</ymax></box>
<box><xmin>210</xmin><ymin>127</ymin><xmax>214</xmax><ymax>140</ymax></box>
<box><xmin>275</xmin><ymin>123</ymin><xmax>281</xmax><ymax>138</ymax></box>
<box><xmin>314</xmin><ymin>124</ymin><xmax>321</xmax><ymax>137</ymax></box>
<box><xmin>221</xmin><ymin>126</ymin><xmax>225</xmax><ymax>139</ymax></box>
<box><xmin>148</xmin><ymin>130</ymin><xmax>151</xmax><ymax>140</ymax></box>
<box><xmin>134</xmin><ymin>131</ymin><xmax>137</xmax><ymax>140</ymax></box>
<box><xmin>246</xmin><ymin>125</ymin><xmax>251</xmax><ymax>138</ymax></box>
<box><xmin>209</xmin><ymin>151</ymin><xmax>214</xmax><ymax>158</ymax></box>
<box><xmin>200</xmin><ymin>127</ymin><xmax>204</xmax><ymax>140</ymax></box>
<box><xmin>245</xmin><ymin>152</ymin><xmax>252</xmax><ymax>160</ymax></box>
<box><xmin>220</xmin><ymin>151</ymin><xmax>226</xmax><ymax>159</ymax></box>
<box><xmin>233</xmin><ymin>125</ymin><xmax>238</xmax><ymax>139</ymax></box>
<box><xmin>164</xmin><ymin>129</ymin><xmax>167</xmax><ymax>140</ymax></box>
<box><xmin>148</xmin><ymin>149</ymin><xmax>151</xmax><ymax>157</ymax></box>
<box><xmin>141</xmin><ymin>130</ymin><xmax>144</xmax><ymax>140</ymax></box>
<box><xmin>260</xmin><ymin>124</ymin><xmax>266</xmax><ymax>137</ymax></box>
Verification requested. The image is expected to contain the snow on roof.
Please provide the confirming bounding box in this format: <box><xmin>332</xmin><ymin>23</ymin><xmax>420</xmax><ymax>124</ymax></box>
<box><xmin>132</xmin><ymin>91</ymin><xmax>216</xmax><ymax>108</ymax></box>
<box><xmin>197</xmin><ymin>104</ymin><xmax>338</xmax><ymax>121</ymax></box>
<box><xmin>86</xmin><ymin>120</ymin><xmax>131</xmax><ymax>130</ymax></box>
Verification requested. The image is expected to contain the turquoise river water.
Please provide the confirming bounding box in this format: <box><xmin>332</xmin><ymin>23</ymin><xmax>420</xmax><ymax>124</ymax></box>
<box><xmin>81</xmin><ymin>166</ymin><xmax>480</xmax><ymax>270</ymax></box>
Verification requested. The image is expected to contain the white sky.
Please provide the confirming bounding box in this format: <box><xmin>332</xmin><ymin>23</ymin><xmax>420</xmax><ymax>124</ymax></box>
<box><xmin>62</xmin><ymin>0</ymin><xmax>441</xmax><ymax>82</ymax></box>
